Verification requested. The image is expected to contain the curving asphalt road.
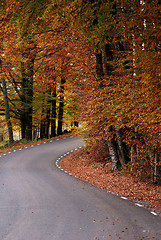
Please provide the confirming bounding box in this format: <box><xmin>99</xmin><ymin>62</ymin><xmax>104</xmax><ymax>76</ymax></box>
<box><xmin>0</xmin><ymin>136</ymin><xmax>161</xmax><ymax>240</ymax></box>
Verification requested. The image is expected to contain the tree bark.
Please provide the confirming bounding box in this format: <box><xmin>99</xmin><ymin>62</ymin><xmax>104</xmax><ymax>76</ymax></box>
<box><xmin>40</xmin><ymin>98</ymin><xmax>45</xmax><ymax>139</ymax></box>
<box><xmin>45</xmin><ymin>90</ymin><xmax>51</xmax><ymax>139</ymax></box>
<box><xmin>20</xmin><ymin>61</ymin><xmax>33</xmax><ymax>140</ymax></box>
<box><xmin>153</xmin><ymin>153</ymin><xmax>159</xmax><ymax>184</ymax></box>
<box><xmin>103</xmin><ymin>43</ymin><xmax>113</xmax><ymax>75</ymax></box>
<box><xmin>96</xmin><ymin>52</ymin><xmax>104</xmax><ymax>78</ymax></box>
<box><xmin>74</xmin><ymin>121</ymin><xmax>79</xmax><ymax>127</ymax></box>
<box><xmin>57</xmin><ymin>78</ymin><xmax>65</xmax><ymax>136</ymax></box>
<box><xmin>107</xmin><ymin>138</ymin><xmax>119</xmax><ymax>171</ymax></box>
<box><xmin>1</xmin><ymin>77</ymin><xmax>14</xmax><ymax>145</ymax></box>
<box><xmin>21</xmin><ymin>118</ymin><xmax>26</xmax><ymax>139</ymax></box>
<box><xmin>20</xmin><ymin>39</ymin><xmax>36</xmax><ymax>140</ymax></box>
<box><xmin>51</xmin><ymin>84</ymin><xmax>57</xmax><ymax>137</ymax></box>
<box><xmin>116</xmin><ymin>130</ymin><xmax>126</xmax><ymax>168</ymax></box>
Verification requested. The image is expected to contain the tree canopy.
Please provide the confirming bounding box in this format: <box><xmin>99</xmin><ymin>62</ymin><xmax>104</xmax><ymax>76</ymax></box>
<box><xmin>0</xmin><ymin>0</ymin><xmax>161</xmax><ymax>182</ymax></box>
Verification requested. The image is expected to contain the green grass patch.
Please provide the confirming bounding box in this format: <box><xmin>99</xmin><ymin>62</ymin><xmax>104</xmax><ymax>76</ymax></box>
<box><xmin>0</xmin><ymin>141</ymin><xmax>7</xmax><ymax>147</ymax></box>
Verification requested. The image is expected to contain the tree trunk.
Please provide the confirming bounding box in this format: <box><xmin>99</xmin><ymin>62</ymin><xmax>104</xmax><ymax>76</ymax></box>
<box><xmin>101</xmin><ymin>45</ymin><xmax>119</xmax><ymax>170</ymax></box>
<box><xmin>20</xmin><ymin>61</ymin><xmax>33</xmax><ymax>140</ymax></box>
<box><xmin>20</xmin><ymin>39</ymin><xmax>36</xmax><ymax>140</ymax></box>
<box><xmin>153</xmin><ymin>153</ymin><xmax>159</xmax><ymax>184</ymax></box>
<box><xmin>51</xmin><ymin>84</ymin><xmax>57</xmax><ymax>137</ymax></box>
<box><xmin>57</xmin><ymin>78</ymin><xmax>65</xmax><ymax>136</ymax></box>
<box><xmin>74</xmin><ymin>121</ymin><xmax>79</xmax><ymax>127</ymax></box>
<box><xmin>40</xmin><ymin>120</ymin><xmax>45</xmax><ymax>139</ymax></box>
<box><xmin>116</xmin><ymin>130</ymin><xmax>126</xmax><ymax>168</ymax></box>
<box><xmin>25</xmin><ymin>58</ymin><xmax>34</xmax><ymax>140</ymax></box>
<box><xmin>40</xmin><ymin>99</ymin><xmax>45</xmax><ymax>139</ymax></box>
<box><xmin>103</xmin><ymin>43</ymin><xmax>113</xmax><ymax>75</ymax></box>
<box><xmin>21</xmin><ymin>118</ymin><xmax>26</xmax><ymax>139</ymax></box>
<box><xmin>96</xmin><ymin>52</ymin><xmax>104</xmax><ymax>78</ymax></box>
<box><xmin>107</xmin><ymin>138</ymin><xmax>119</xmax><ymax>171</ymax></box>
<box><xmin>45</xmin><ymin>90</ymin><xmax>51</xmax><ymax>139</ymax></box>
<box><xmin>1</xmin><ymin>77</ymin><xmax>14</xmax><ymax>145</ymax></box>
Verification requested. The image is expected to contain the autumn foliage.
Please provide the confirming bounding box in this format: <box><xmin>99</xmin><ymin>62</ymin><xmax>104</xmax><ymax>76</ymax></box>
<box><xmin>0</xmin><ymin>0</ymin><xmax>161</xmax><ymax>183</ymax></box>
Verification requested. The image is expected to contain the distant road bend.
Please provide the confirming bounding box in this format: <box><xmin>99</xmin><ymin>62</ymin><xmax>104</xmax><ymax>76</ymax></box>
<box><xmin>0</xmin><ymin>136</ymin><xmax>161</xmax><ymax>240</ymax></box>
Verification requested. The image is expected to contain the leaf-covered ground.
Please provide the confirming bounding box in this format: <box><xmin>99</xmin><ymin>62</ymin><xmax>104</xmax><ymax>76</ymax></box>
<box><xmin>0</xmin><ymin>133</ymin><xmax>73</xmax><ymax>156</ymax></box>
<box><xmin>61</xmin><ymin>148</ymin><xmax>161</xmax><ymax>216</ymax></box>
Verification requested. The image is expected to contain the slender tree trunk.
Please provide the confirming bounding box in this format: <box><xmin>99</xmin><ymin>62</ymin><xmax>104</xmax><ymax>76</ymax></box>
<box><xmin>57</xmin><ymin>78</ymin><xmax>65</xmax><ymax>136</ymax></box>
<box><xmin>40</xmin><ymin>120</ymin><xmax>45</xmax><ymax>139</ymax></box>
<box><xmin>21</xmin><ymin>118</ymin><xmax>26</xmax><ymax>139</ymax></box>
<box><xmin>40</xmin><ymin>98</ymin><xmax>45</xmax><ymax>139</ymax></box>
<box><xmin>153</xmin><ymin>153</ymin><xmax>159</xmax><ymax>184</ymax></box>
<box><xmin>96</xmin><ymin>52</ymin><xmax>104</xmax><ymax>78</ymax></box>
<box><xmin>107</xmin><ymin>138</ymin><xmax>119</xmax><ymax>171</ymax></box>
<box><xmin>1</xmin><ymin>77</ymin><xmax>14</xmax><ymax>145</ymax></box>
<box><xmin>116</xmin><ymin>130</ymin><xmax>126</xmax><ymax>168</ymax></box>
<box><xmin>20</xmin><ymin>61</ymin><xmax>33</xmax><ymax>140</ymax></box>
<box><xmin>103</xmin><ymin>43</ymin><xmax>113</xmax><ymax>75</ymax></box>
<box><xmin>101</xmin><ymin>44</ymin><xmax>120</xmax><ymax>170</ymax></box>
<box><xmin>25</xmin><ymin>58</ymin><xmax>34</xmax><ymax>140</ymax></box>
<box><xmin>105</xmin><ymin>126</ymin><xmax>119</xmax><ymax>171</ymax></box>
<box><xmin>20</xmin><ymin>61</ymin><xmax>27</xmax><ymax>139</ymax></box>
<box><xmin>51</xmin><ymin>84</ymin><xmax>57</xmax><ymax>137</ymax></box>
<box><xmin>20</xmin><ymin>39</ymin><xmax>36</xmax><ymax>140</ymax></box>
<box><xmin>95</xmin><ymin>49</ymin><xmax>119</xmax><ymax>170</ymax></box>
<box><xmin>74</xmin><ymin>121</ymin><xmax>79</xmax><ymax>127</ymax></box>
<box><xmin>45</xmin><ymin>90</ymin><xmax>51</xmax><ymax>139</ymax></box>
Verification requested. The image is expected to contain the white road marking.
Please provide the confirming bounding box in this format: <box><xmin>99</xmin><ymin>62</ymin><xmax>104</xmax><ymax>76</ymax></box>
<box><xmin>56</xmin><ymin>144</ymin><xmax>153</xmax><ymax>216</ymax></box>
<box><xmin>2</xmin><ymin>142</ymin><xmax>158</xmax><ymax>219</ymax></box>
<box><xmin>121</xmin><ymin>197</ymin><xmax>128</xmax><ymax>200</ymax></box>
<box><xmin>135</xmin><ymin>203</ymin><xmax>143</xmax><ymax>207</ymax></box>
<box><xmin>151</xmin><ymin>211</ymin><xmax>157</xmax><ymax>216</ymax></box>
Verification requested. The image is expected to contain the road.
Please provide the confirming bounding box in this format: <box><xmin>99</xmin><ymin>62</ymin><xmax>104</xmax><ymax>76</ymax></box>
<box><xmin>0</xmin><ymin>136</ymin><xmax>161</xmax><ymax>240</ymax></box>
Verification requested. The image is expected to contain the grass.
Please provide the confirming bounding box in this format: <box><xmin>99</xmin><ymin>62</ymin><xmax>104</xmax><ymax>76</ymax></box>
<box><xmin>0</xmin><ymin>141</ymin><xmax>8</xmax><ymax>148</ymax></box>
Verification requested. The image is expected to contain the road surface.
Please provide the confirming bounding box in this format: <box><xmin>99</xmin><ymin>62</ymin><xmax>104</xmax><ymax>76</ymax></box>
<box><xmin>0</xmin><ymin>136</ymin><xmax>161</xmax><ymax>240</ymax></box>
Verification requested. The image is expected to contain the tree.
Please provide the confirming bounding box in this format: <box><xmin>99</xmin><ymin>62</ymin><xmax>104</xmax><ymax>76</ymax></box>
<box><xmin>0</xmin><ymin>60</ymin><xmax>14</xmax><ymax>145</ymax></box>
<box><xmin>1</xmin><ymin>0</ymin><xmax>160</xmax><ymax>181</ymax></box>
<box><xmin>50</xmin><ymin>0</ymin><xmax>161</xmax><ymax>180</ymax></box>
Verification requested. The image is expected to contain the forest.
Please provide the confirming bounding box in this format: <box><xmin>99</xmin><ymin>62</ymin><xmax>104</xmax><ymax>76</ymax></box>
<box><xmin>0</xmin><ymin>0</ymin><xmax>161</xmax><ymax>183</ymax></box>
